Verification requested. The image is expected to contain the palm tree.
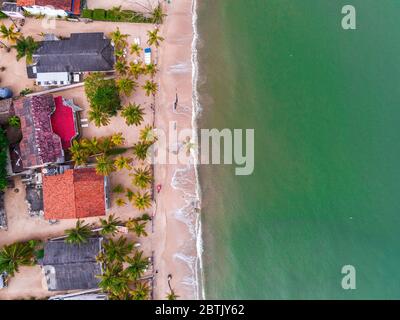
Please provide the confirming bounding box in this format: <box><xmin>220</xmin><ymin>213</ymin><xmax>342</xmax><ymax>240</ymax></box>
<box><xmin>147</xmin><ymin>29</ymin><xmax>164</xmax><ymax>47</ymax></box>
<box><xmin>126</xmin><ymin>219</ymin><xmax>148</xmax><ymax>237</ymax></box>
<box><xmin>121</xmin><ymin>103</ymin><xmax>145</xmax><ymax>126</ymax></box>
<box><xmin>142</xmin><ymin>80</ymin><xmax>158</xmax><ymax>97</ymax></box>
<box><xmin>99</xmin><ymin>214</ymin><xmax>122</xmax><ymax>236</ymax></box>
<box><xmin>130</xmin><ymin>43</ymin><xmax>141</xmax><ymax>56</ymax></box>
<box><xmin>131</xmin><ymin>281</ymin><xmax>150</xmax><ymax>300</ymax></box>
<box><xmin>166</xmin><ymin>291</ymin><xmax>179</xmax><ymax>300</ymax></box>
<box><xmin>98</xmin><ymin>137</ymin><xmax>114</xmax><ymax>154</ymax></box>
<box><xmin>151</xmin><ymin>3</ymin><xmax>167</xmax><ymax>24</ymax></box>
<box><xmin>102</xmin><ymin>236</ymin><xmax>133</xmax><ymax>263</ymax></box>
<box><xmin>64</xmin><ymin>220</ymin><xmax>93</xmax><ymax>245</ymax></box>
<box><xmin>0</xmin><ymin>24</ymin><xmax>21</xmax><ymax>44</ymax></box>
<box><xmin>115</xmin><ymin>60</ymin><xmax>128</xmax><ymax>75</ymax></box>
<box><xmin>132</xmin><ymin>141</ymin><xmax>150</xmax><ymax>161</ymax></box>
<box><xmin>132</xmin><ymin>192</ymin><xmax>152</xmax><ymax>211</ymax></box>
<box><xmin>95</xmin><ymin>155</ymin><xmax>115</xmax><ymax>176</ymax></box>
<box><xmin>145</xmin><ymin>63</ymin><xmax>158</xmax><ymax>78</ymax></box>
<box><xmin>97</xmin><ymin>262</ymin><xmax>130</xmax><ymax>298</ymax></box>
<box><xmin>129</xmin><ymin>61</ymin><xmax>145</xmax><ymax>79</ymax></box>
<box><xmin>13</xmin><ymin>36</ymin><xmax>38</xmax><ymax>64</ymax></box>
<box><xmin>114</xmin><ymin>156</ymin><xmax>133</xmax><ymax>171</ymax></box>
<box><xmin>130</xmin><ymin>167</ymin><xmax>152</xmax><ymax>189</ymax></box>
<box><xmin>111</xmin><ymin>133</ymin><xmax>125</xmax><ymax>147</ymax></box>
<box><xmin>0</xmin><ymin>242</ymin><xmax>36</xmax><ymax>276</ymax></box>
<box><xmin>69</xmin><ymin>140</ymin><xmax>89</xmax><ymax>166</ymax></box>
<box><xmin>112</xmin><ymin>184</ymin><xmax>125</xmax><ymax>194</ymax></box>
<box><xmin>124</xmin><ymin>250</ymin><xmax>148</xmax><ymax>281</ymax></box>
<box><xmin>116</xmin><ymin>77</ymin><xmax>137</xmax><ymax>97</ymax></box>
<box><xmin>116</xmin><ymin>198</ymin><xmax>127</xmax><ymax>207</ymax></box>
<box><xmin>140</xmin><ymin>125</ymin><xmax>157</xmax><ymax>144</ymax></box>
<box><xmin>88</xmin><ymin>106</ymin><xmax>111</xmax><ymax>127</ymax></box>
<box><xmin>109</xmin><ymin>27</ymin><xmax>129</xmax><ymax>49</ymax></box>
<box><xmin>126</xmin><ymin>188</ymin><xmax>134</xmax><ymax>202</ymax></box>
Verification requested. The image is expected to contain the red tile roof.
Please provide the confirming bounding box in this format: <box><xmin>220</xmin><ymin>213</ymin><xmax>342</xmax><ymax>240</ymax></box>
<box><xmin>14</xmin><ymin>95</ymin><xmax>64</xmax><ymax>169</ymax></box>
<box><xmin>43</xmin><ymin>168</ymin><xmax>106</xmax><ymax>220</ymax></box>
<box><xmin>51</xmin><ymin>96</ymin><xmax>77</xmax><ymax>149</ymax></box>
<box><xmin>17</xmin><ymin>0</ymin><xmax>81</xmax><ymax>14</ymax></box>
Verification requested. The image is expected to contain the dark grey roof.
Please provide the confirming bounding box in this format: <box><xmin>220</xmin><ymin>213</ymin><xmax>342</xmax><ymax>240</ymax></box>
<box><xmin>1</xmin><ymin>2</ymin><xmax>18</xmax><ymax>12</ymax></box>
<box><xmin>0</xmin><ymin>192</ymin><xmax>6</xmax><ymax>230</ymax></box>
<box><xmin>27</xmin><ymin>33</ymin><xmax>115</xmax><ymax>78</ymax></box>
<box><xmin>43</xmin><ymin>237</ymin><xmax>103</xmax><ymax>291</ymax></box>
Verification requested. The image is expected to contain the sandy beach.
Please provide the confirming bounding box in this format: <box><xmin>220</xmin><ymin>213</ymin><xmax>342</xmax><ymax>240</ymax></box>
<box><xmin>152</xmin><ymin>0</ymin><xmax>202</xmax><ymax>300</ymax></box>
<box><xmin>0</xmin><ymin>0</ymin><xmax>201</xmax><ymax>300</ymax></box>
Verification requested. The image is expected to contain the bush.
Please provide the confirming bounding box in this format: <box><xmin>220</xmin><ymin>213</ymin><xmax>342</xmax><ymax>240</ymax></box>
<box><xmin>0</xmin><ymin>12</ymin><xmax>7</xmax><ymax>19</ymax></box>
<box><xmin>87</xmin><ymin>8</ymin><xmax>152</xmax><ymax>23</ymax></box>
<box><xmin>93</xmin><ymin>9</ymin><xmax>106</xmax><ymax>21</ymax></box>
<box><xmin>85</xmin><ymin>73</ymin><xmax>121</xmax><ymax>118</ymax></box>
<box><xmin>81</xmin><ymin>9</ymin><xmax>93</xmax><ymax>19</ymax></box>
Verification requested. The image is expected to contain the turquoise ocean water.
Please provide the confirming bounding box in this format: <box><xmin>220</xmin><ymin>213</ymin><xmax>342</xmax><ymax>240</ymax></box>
<box><xmin>197</xmin><ymin>0</ymin><xmax>400</xmax><ymax>299</ymax></box>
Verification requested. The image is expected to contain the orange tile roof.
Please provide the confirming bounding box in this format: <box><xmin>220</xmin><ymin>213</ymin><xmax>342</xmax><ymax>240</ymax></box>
<box><xmin>17</xmin><ymin>0</ymin><xmax>35</xmax><ymax>6</ymax></box>
<box><xmin>43</xmin><ymin>168</ymin><xmax>106</xmax><ymax>220</ymax></box>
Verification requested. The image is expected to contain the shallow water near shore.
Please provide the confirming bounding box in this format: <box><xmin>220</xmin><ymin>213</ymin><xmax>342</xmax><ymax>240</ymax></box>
<box><xmin>198</xmin><ymin>0</ymin><xmax>400</xmax><ymax>299</ymax></box>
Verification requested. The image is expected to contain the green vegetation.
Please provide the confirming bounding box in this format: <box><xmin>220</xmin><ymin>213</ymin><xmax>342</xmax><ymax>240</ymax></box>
<box><xmin>126</xmin><ymin>219</ymin><xmax>148</xmax><ymax>237</ymax></box>
<box><xmin>130</xmin><ymin>167</ymin><xmax>152</xmax><ymax>189</ymax></box>
<box><xmin>132</xmin><ymin>141</ymin><xmax>151</xmax><ymax>161</ymax></box>
<box><xmin>112</xmin><ymin>184</ymin><xmax>125</xmax><ymax>194</ymax></box>
<box><xmin>140</xmin><ymin>125</ymin><xmax>157</xmax><ymax>144</ymax></box>
<box><xmin>95</xmin><ymin>154</ymin><xmax>115</xmax><ymax>176</ymax></box>
<box><xmin>0</xmin><ymin>24</ymin><xmax>21</xmax><ymax>44</ymax></box>
<box><xmin>147</xmin><ymin>29</ymin><xmax>164</xmax><ymax>48</ymax></box>
<box><xmin>0</xmin><ymin>128</ymin><xmax>8</xmax><ymax>190</ymax></box>
<box><xmin>121</xmin><ymin>103</ymin><xmax>145</xmax><ymax>126</ymax></box>
<box><xmin>8</xmin><ymin>116</ymin><xmax>20</xmax><ymax>128</ymax></box>
<box><xmin>0</xmin><ymin>241</ymin><xmax>37</xmax><ymax>276</ymax></box>
<box><xmin>151</xmin><ymin>3</ymin><xmax>167</xmax><ymax>24</ymax></box>
<box><xmin>19</xmin><ymin>88</ymin><xmax>33</xmax><ymax>96</ymax></box>
<box><xmin>85</xmin><ymin>73</ymin><xmax>121</xmax><ymax>127</ymax></box>
<box><xmin>84</xmin><ymin>7</ymin><xmax>152</xmax><ymax>23</ymax></box>
<box><xmin>96</xmin><ymin>234</ymin><xmax>151</xmax><ymax>300</ymax></box>
<box><xmin>13</xmin><ymin>36</ymin><xmax>38</xmax><ymax>64</ymax></box>
<box><xmin>99</xmin><ymin>214</ymin><xmax>122</xmax><ymax>236</ymax></box>
<box><xmin>64</xmin><ymin>220</ymin><xmax>93</xmax><ymax>245</ymax></box>
<box><xmin>93</xmin><ymin>9</ymin><xmax>107</xmax><ymax>21</ymax></box>
<box><xmin>131</xmin><ymin>191</ymin><xmax>152</xmax><ymax>211</ymax></box>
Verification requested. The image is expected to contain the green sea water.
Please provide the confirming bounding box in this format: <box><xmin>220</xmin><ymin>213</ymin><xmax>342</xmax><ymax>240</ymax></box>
<box><xmin>197</xmin><ymin>0</ymin><xmax>400</xmax><ymax>299</ymax></box>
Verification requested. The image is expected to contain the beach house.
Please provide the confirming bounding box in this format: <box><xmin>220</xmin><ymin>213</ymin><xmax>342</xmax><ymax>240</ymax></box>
<box><xmin>42</xmin><ymin>237</ymin><xmax>103</xmax><ymax>291</ymax></box>
<box><xmin>12</xmin><ymin>94</ymin><xmax>81</xmax><ymax>172</ymax></box>
<box><xmin>0</xmin><ymin>1</ymin><xmax>25</xmax><ymax>19</ymax></box>
<box><xmin>27</xmin><ymin>32</ymin><xmax>115</xmax><ymax>86</ymax></box>
<box><xmin>42</xmin><ymin>167</ymin><xmax>111</xmax><ymax>220</ymax></box>
<box><xmin>16</xmin><ymin>0</ymin><xmax>82</xmax><ymax>17</ymax></box>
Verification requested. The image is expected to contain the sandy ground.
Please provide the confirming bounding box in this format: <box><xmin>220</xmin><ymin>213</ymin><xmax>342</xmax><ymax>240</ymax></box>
<box><xmin>0</xmin><ymin>0</ymin><xmax>198</xmax><ymax>300</ymax></box>
<box><xmin>87</xmin><ymin>0</ymin><xmax>160</xmax><ymax>12</ymax></box>
<box><xmin>152</xmin><ymin>0</ymin><xmax>200</xmax><ymax>300</ymax></box>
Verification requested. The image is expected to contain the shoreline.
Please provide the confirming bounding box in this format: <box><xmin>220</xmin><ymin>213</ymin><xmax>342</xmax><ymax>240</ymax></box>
<box><xmin>153</xmin><ymin>0</ymin><xmax>204</xmax><ymax>300</ymax></box>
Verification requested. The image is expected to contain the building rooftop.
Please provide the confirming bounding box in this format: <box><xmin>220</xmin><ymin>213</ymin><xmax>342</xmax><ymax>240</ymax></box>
<box><xmin>42</xmin><ymin>237</ymin><xmax>102</xmax><ymax>291</ymax></box>
<box><xmin>13</xmin><ymin>95</ymin><xmax>64</xmax><ymax>169</ymax></box>
<box><xmin>0</xmin><ymin>98</ymin><xmax>13</xmax><ymax>126</ymax></box>
<box><xmin>16</xmin><ymin>0</ymin><xmax>81</xmax><ymax>14</ymax></box>
<box><xmin>27</xmin><ymin>33</ymin><xmax>115</xmax><ymax>78</ymax></box>
<box><xmin>43</xmin><ymin>168</ymin><xmax>106</xmax><ymax>220</ymax></box>
<box><xmin>51</xmin><ymin>96</ymin><xmax>80</xmax><ymax>149</ymax></box>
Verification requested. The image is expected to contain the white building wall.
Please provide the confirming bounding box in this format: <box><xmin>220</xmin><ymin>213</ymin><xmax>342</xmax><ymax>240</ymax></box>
<box><xmin>23</xmin><ymin>6</ymin><xmax>68</xmax><ymax>17</ymax></box>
